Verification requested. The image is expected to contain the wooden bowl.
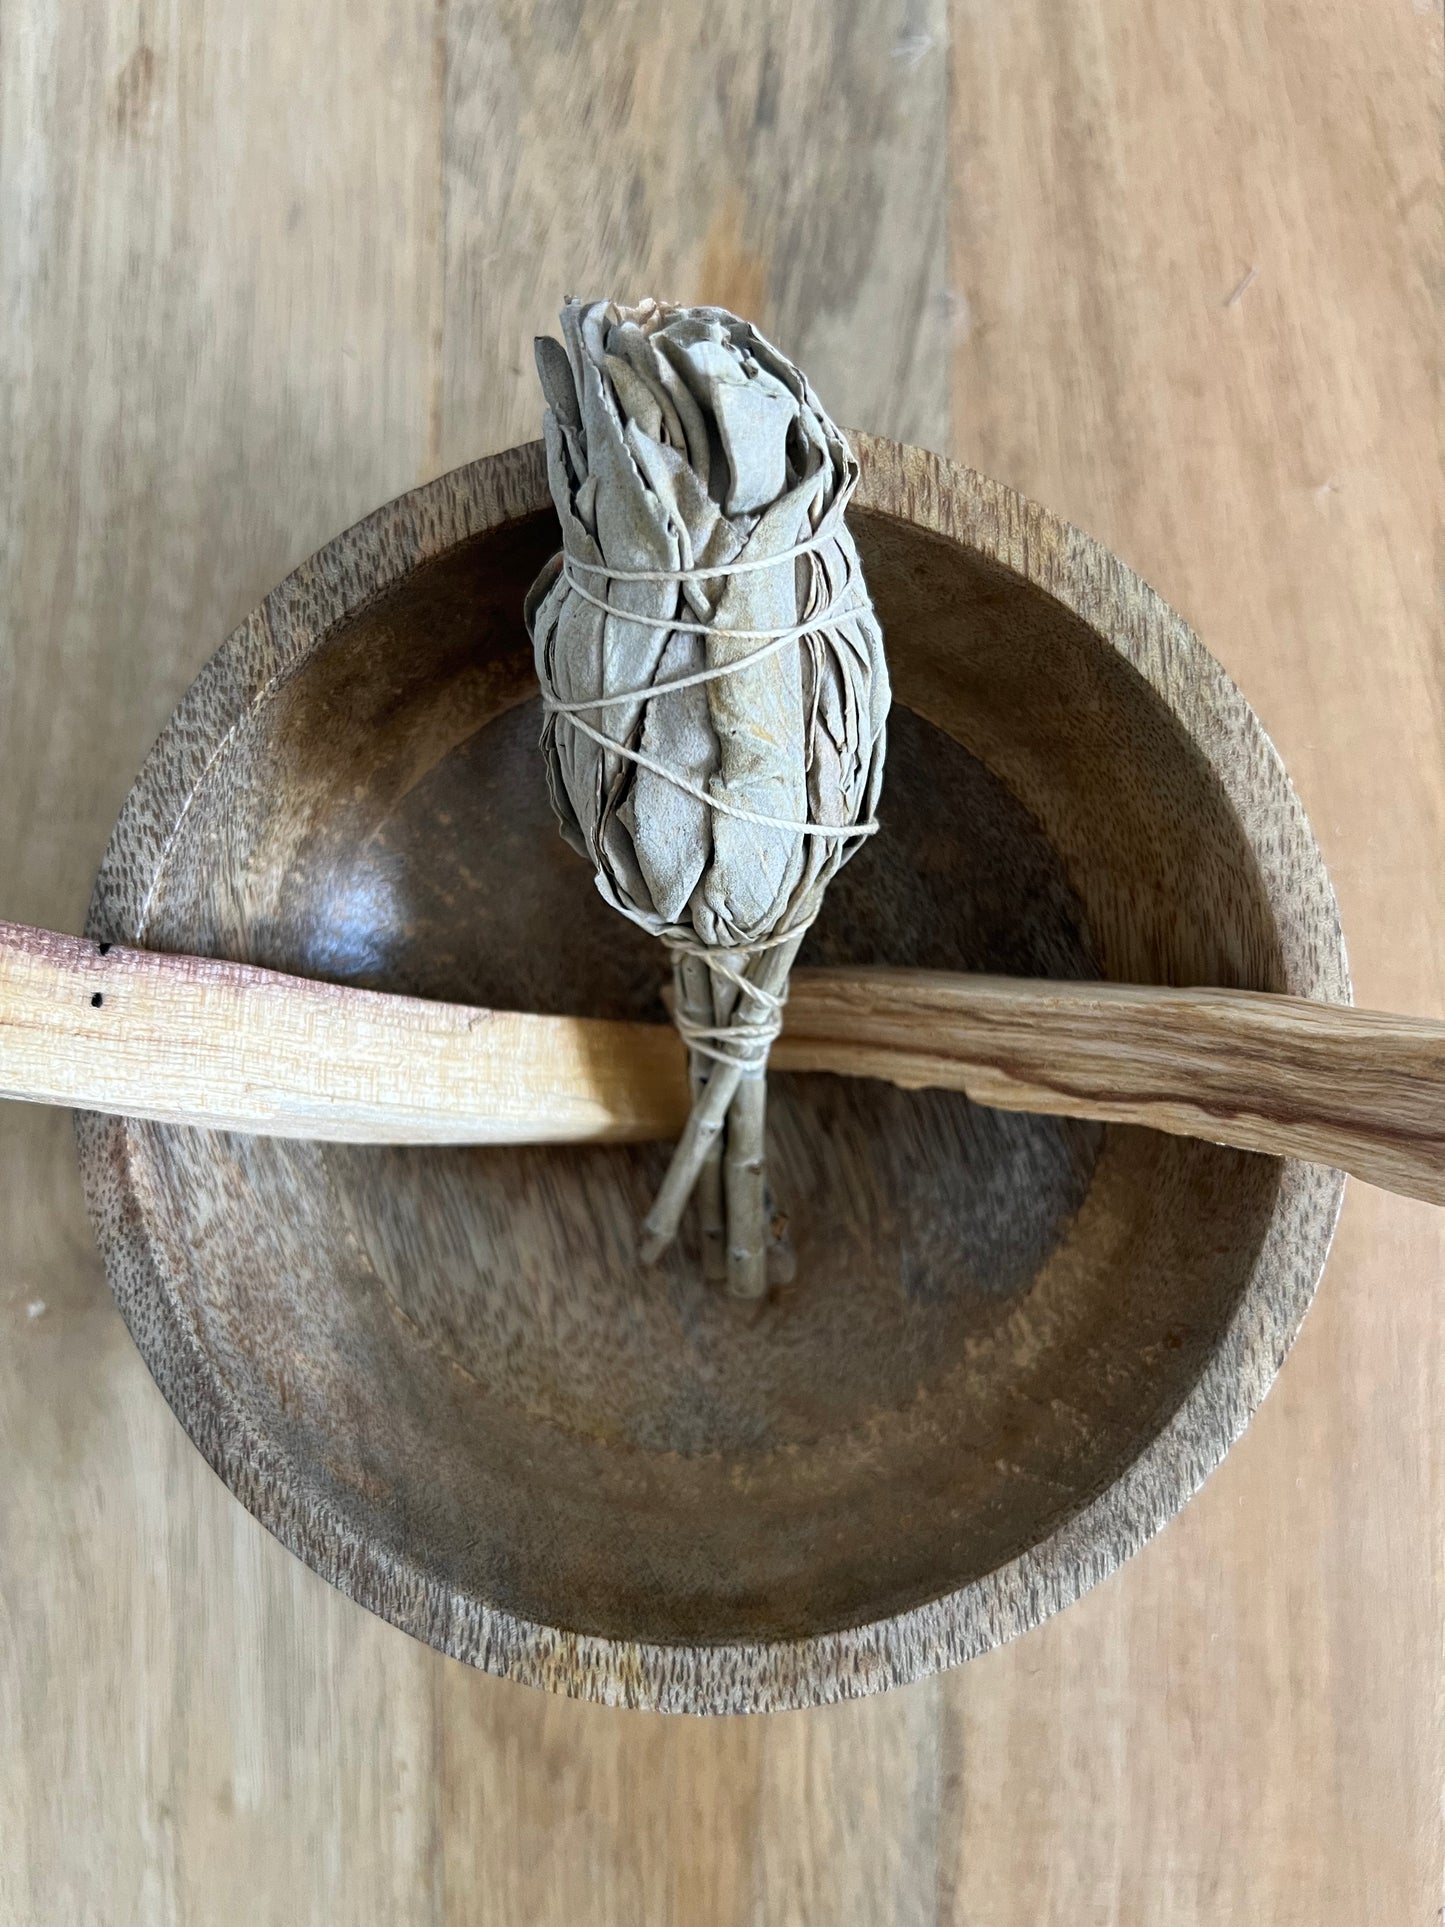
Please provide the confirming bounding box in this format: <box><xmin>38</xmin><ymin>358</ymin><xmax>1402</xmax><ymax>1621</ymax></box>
<box><xmin>77</xmin><ymin>436</ymin><xmax>1347</xmax><ymax>1713</ymax></box>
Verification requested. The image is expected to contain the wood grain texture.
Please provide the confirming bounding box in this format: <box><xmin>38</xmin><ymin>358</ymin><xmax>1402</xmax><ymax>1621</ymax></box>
<box><xmin>0</xmin><ymin>3</ymin><xmax>1436</xmax><ymax>1926</ymax></box>
<box><xmin>72</xmin><ymin>438</ymin><xmax>1344</xmax><ymax>1705</ymax></box>
<box><xmin>945</xmin><ymin>2</ymin><xmax>1444</xmax><ymax>1923</ymax></box>
<box><xmin>10</xmin><ymin>924</ymin><xmax>1445</xmax><ymax>1207</ymax></box>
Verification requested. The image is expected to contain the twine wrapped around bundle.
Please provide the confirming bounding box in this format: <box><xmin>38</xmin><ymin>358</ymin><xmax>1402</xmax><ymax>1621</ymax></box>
<box><xmin>525</xmin><ymin>297</ymin><xmax>889</xmax><ymax>1295</ymax></box>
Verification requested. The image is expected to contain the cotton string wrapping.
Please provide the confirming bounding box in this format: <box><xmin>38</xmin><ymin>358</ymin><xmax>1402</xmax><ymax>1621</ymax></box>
<box><xmin>539</xmin><ymin>535</ymin><xmax>876</xmax><ymax>1080</ymax></box>
<box><xmin>544</xmin><ymin>540</ymin><xmax>875</xmax><ymax>839</ymax></box>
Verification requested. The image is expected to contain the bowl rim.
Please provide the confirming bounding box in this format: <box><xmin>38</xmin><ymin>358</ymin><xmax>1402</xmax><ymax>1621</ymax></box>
<box><xmin>76</xmin><ymin>433</ymin><xmax>1350</xmax><ymax>1714</ymax></box>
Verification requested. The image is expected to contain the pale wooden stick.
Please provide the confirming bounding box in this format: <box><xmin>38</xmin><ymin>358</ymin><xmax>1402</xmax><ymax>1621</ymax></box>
<box><xmin>723</xmin><ymin>1072</ymin><xmax>769</xmax><ymax>1298</ymax></box>
<box><xmin>9</xmin><ymin>922</ymin><xmax>1445</xmax><ymax>1213</ymax></box>
<box><xmin>727</xmin><ymin>933</ymin><xmax>813</xmax><ymax>1291</ymax></box>
<box><xmin>780</xmin><ymin>967</ymin><xmax>1445</xmax><ymax>1206</ymax></box>
<box><xmin>720</xmin><ymin>948</ymin><xmax>782</xmax><ymax>1296</ymax></box>
<box><xmin>696</xmin><ymin>955</ymin><xmax>740</xmax><ymax>1284</ymax></box>
<box><xmin>674</xmin><ymin>951</ymin><xmax>727</xmax><ymax>1282</ymax></box>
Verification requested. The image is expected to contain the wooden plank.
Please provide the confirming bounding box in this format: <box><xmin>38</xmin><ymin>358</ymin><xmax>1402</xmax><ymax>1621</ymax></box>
<box><xmin>0</xmin><ymin>7</ymin><xmax>447</xmax><ymax>1925</ymax></box>
<box><xmin>946</xmin><ymin>1</ymin><xmax>1444</xmax><ymax>1922</ymax></box>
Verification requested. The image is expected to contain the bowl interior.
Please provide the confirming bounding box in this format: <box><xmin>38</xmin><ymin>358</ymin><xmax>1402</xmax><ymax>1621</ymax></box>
<box><xmin>118</xmin><ymin>503</ymin><xmax>1290</xmax><ymax>1645</ymax></box>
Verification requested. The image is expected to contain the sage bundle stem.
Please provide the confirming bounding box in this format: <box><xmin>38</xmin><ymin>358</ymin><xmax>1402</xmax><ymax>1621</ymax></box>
<box><xmin>526</xmin><ymin>298</ymin><xmax>889</xmax><ymax>1291</ymax></box>
<box><xmin>672</xmin><ymin>952</ymin><xmax>725</xmax><ymax>1280</ymax></box>
<box><xmin>638</xmin><ymin>928</ymin><xmax>806</xmax><ymax>1267</ymax></box>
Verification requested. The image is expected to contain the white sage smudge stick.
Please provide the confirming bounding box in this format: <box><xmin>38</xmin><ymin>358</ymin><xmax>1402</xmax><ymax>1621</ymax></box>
<box><xmin>525</xmin><ymin>297</ymin><xmax>889</xmax><ymax>1295</ymax></box>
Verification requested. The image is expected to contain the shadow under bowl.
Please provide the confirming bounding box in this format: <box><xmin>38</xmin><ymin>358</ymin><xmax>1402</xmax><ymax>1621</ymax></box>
<box><xmin>77</xmin><ymin>435</ymin><xmax>1347</xmax><ymax>1713</ymax></box>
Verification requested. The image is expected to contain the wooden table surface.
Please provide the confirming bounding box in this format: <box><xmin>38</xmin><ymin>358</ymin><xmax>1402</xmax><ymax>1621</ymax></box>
<box><xmin>1</xmin><ymin>4</ymin><xmax>1439</xmax><ymax>1921</ymax></box>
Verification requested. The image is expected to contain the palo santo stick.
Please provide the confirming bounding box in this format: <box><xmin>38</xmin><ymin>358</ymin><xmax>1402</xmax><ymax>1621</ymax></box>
<box><xmin>0</xmin><ymin>921</ymin><xmax>689</xmax><ymax>1147</ymax></box>
<box><xmin>6</xmin><ymin>923</ymin><xmax>1445</xmax><ymax>1213</ymax></box>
